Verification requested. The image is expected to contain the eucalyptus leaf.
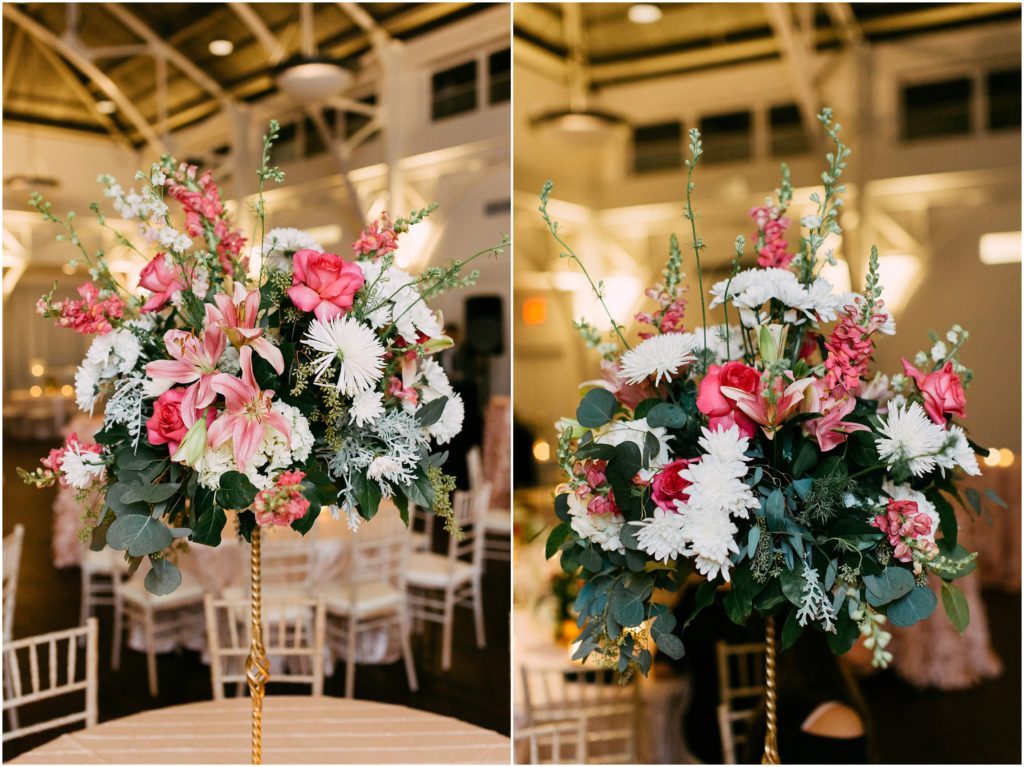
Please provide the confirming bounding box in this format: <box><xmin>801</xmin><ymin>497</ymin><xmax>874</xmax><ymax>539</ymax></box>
<box><xmin>416</xmin><ymin>396</ymin><xmax>449</xmax><ymax>427</ymax></box>
<box><xmin>941</xmin><ymin>581</ymin><xmax>970</xmax><ymax>633</ymax></box>
<box><xmin>107</xmin><ymin>514</ymin><xmax>173</xmax><ymax>557</ymax></box>
<box><xmin>143</xmin><ymin>557</ymin><xmax>182</xmax><ymax>596</ymax></box>
<box><xmin>576</xmin><ymin>388</ymin><xmax>617</xmax><ymax>428</ymax></box>
<box><xmin>121</xmin><ymin>482</ymin><xmax>180</xmax><ymax>505</ymax></box>
<box><xmin>887</xmin><ymin>585</ymin><xmax>937</xmax><ymax>628</ymax></box>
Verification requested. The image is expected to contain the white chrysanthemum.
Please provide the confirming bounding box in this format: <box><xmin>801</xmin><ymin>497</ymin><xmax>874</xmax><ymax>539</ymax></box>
<box><xmin>75</xmin><ymin>361</ymin><xmax>102</xmax><ymax>412</ymax></box>
<box><xmin>60</xmin><ymin>447</ymin><xmax>106</xmax><ymax>490</ymax></box>
<box><xmin>349</xmin><ymin>390</ymin><xmax>385</xmax><ymax>427</ymax></box>
<box><xmin>681</xmin><ymin>458</ymin><xmax>760</xmax><ymax>520</ymax></box>
<box><xmin>881</xmin><ymin>480</ymin><xmax>941</xmax><ymax>544</ymax></box>
<box><xmin>593</xmin><ymin>418</ymin><xmax>670</xmax><ymax>481</ymax></box>
<box><xmin>75</xmin><ymin>328</ymin><xmax>143</xmax><ymax>413</ymax></box>
<box><xmin>261</xmin><ymin>228</ymin><xmax>322</xmax><ymax>270</ymax></box>
<box><xmin>876</xmin><ymin>402</ymin><xmax>947</xmax><ymax>477</ymax></box>
<box><xmin>681</xmin><ymin>508</ymin><xmax>741</xmax><ymax>582</ymax></box>
<box><xmin>303</xmin><ymin>316</ymin><xmax>386</xmax><ymax>396</ymax></box>
<box><xmin>710</xmin><ymin>268</ymin><xmax>856</xmax><ymax>327</ymax></box>
<box><xmin>367</xmin><ymin>455</ymin><xmax>403</xmax><ymax>483</ymax></box>
<box><xmin>631</xmin><ymin>508</ymin><xmax>687</xmax><ymax>564</ymax></box>
<box><xmin>697</xmin><ymin>324</ymin><xmax>745</xmax><ymax>363</ymax></box>
<box><xmin>424</xmin><ymin>391</ymin><xmax>465</xmax><ymax>445</ymax></box>
<box><xmin>358</xmin><ymin>262</ymin><xmax>442</xmax><ymax>342</ymax></box>
<box><xmin>567</xmin><ymin>492</ymin><xmax>624</xmax><ymax>553</ymax></box>
<box><xmin>937</xmin><ymin>425</ymin><xmax>982</xmax><ymax>476</ymax></box>
<box><xmin>419</xmin><ymin>357</ymin><xmax>454</xmax><ymax>396</ymax></box>
<box><xmin>618</xmin><ymin>332</ymin><xmax>697</xmax><ymax>385</ymax></box>
<box><xmin>697</xmin><ymin>424</ymin><xmax>750</xmax><ymax>466</ymax></box>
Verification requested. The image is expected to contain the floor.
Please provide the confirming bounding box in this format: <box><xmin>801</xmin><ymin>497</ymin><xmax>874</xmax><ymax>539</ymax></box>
<box><xmin>3</xmin><ymin>438</ymin><xmax>511</xmax><ymax>760</ymax></box>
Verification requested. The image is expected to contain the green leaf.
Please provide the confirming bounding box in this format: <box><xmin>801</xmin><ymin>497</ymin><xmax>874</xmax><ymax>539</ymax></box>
<box><xmin>826</xmin><ymin>608</ymin><xmax>860</xmax><ymax>655</ymax></box>
<box><xmin>574</xmin><ymin>441</ymin><xmax>616</xmax><ymax>461</ymax></box>
<box><xmin>217</xmin><ymin>471</ymin><xmax>259</xmax><ymax>510</ymax></box>
<box><xmin>576</xmin><ymin>388</ymin><xmax>617</xmax><ymax>428</ymax></box>
<box><xmin>984</xmin><ymin>488</ymin><xmax>1008</xmax><ymax>509</ymax></box>
<box><xmin>964</xmin><ymin>487</ymin><xmax>982</xmax><ymax>515</ymax></box>
<box><xmin>554</xmin><ymin>493</ymin><xmax>570</xmax><ymax>522</ymax></box>
<box><xmin>143</xmin><ymin>557</ymin><xmax>182</xmax><ymax>596</ymax></box>
<box><xmin>646</xmin><ymin>402</ymin><xmax>687</xmax><ymax>429</ymax></box>
<box><xmin>765</xmin><ymin>489</ymin><xmax>786</xmax><ymax>532</ymax></box>
<box><xmin>191</xmin><ymin>507</ymin><xmax>227</xmax><ymax>546</ymax></box>
<box><xmin>416</xmin><ymin>396</ymin><xmax>449</xmax><ymax>427</ymax></box>
<box><xmin>864</xmin><ymin>567</ymin><xmax>916</xmax><ymax>606</ymax></box>
<box><xmin>610</xmin><ymin>586</ymin><xmax>646</xmax><ymax>628</ymax></box>
<box><xmin>651</xmin><ymin>610</ymin><xmax>684</xmax><ymax>660</ymax></box>
<box><xmin>236</xmin><ymin>510</ymin><xmax>257</xmax><ymax>542</ymax></box>
<box><xmin>887</xmin><ymin>585</ymin><xmax>938</xmax><ymax>628</ymax></box>
<box><xmin>546</xmin><ymin>522</ymin><xmax>571</xmax><ymax>560</ymax></box>
<box><xmin>781</xmin><ymin>608</ymin><xmax>803</xmax><ymax>650</ymax></box>
<box><xmin>941</xmin><ymin>581</ymin><xmax>970</xmax><ymax>633</ymax></box>
<box><xmin>580</xmin><ymin>545</ymin><xmax>603</xmax><ymax>572</ymax></box>
<box><xmin>929</xmin><ymin>490</ymin><xmax>957</xmax><ymax>549</ymax></box>
<box><xmin>353</xmin><ymin>472</ymin><xmax>383</xmax><ymax>521</ymax></box>
<box><xmin>107</xmin><ymin>514</ymin><xmax>173</xmax><ymax>557</ymax></box>
<box><xmin>291</xmin><ymin>502</ymin><xmax>321</xmax><ymax>535</ymax></box>
<box><xmin>106</xmin><ymin>482</ymin><xmax>153</xmax><ymax>517</ymax></box>
<box><xmin>792</xmin><ymin>440</ymin><xmax>818</xmax><ymax>478</ymax></box>
<box><xmin>684</xmin><ymin>581</ymin><xmax>717</xmax><ymax>628</ymax></box>
<box><xmin>120</xmin><ymin>482</ymin><xmax>181</xmax><ymax>505</ymax></box>
<box><xmin>779</xmin><ymin>568</ymin><xmax>805</xmax><ymax>607</ymax></box>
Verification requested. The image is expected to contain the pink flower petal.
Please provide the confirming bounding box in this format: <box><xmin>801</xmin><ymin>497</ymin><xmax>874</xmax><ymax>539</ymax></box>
<box><xmin>287</xmin><ymin>284</ymin><xmax>321</xmax><ymax>313</ymax></box>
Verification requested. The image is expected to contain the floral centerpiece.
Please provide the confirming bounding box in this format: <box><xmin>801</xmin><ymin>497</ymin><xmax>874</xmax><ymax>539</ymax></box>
<box><xmin>542</xmin><ymin>109</ymin><xmax>1003</xmax><ymax>681</ymax></box>
<box><xmin>20</xmin><ymin>120</ymin><xmax>507</xmax><ymax>596</ymax></box>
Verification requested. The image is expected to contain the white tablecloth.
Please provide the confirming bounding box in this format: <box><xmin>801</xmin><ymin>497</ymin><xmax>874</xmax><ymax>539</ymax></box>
<box><xmin>9</xmin><ymin>696</ymin><xmax>510</xmax><ymax>764</ymax></box>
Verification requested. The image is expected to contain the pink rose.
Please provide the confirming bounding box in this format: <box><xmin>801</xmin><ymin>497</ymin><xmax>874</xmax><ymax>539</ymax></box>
<box><xmin>651</xmin><ymin>458</ymin><xmax>693</xmax><ymax>511</ymax></box>
<box><xmin>138</xmin><ymin>255</ymin><xmax>189</xmax><ymax>313</ymax></box>
<box><xmin>146</xmin><ymin>388</ymin><xmax>214</xmax><ymax>454</ymax></box>
<box><xmin>902</xmin><ymin>359</ymin><xmax>967</xmax><ymax>425</ymax></box>
<box><xmin>697</xmin><ymin>363</ymin><xmax>757</xmax><ymax>438</ymax></box>
<box><xmin>286</xmin><ymin>250</ymin><xmax>365</xmax><ymax>321</ymax></box>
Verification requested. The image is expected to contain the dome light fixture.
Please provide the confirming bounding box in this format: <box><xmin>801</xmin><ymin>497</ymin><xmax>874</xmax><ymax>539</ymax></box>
<box><xmin>275</xmin><ymin>57</ymin><xmax>353</xmax><ymax>104</ymax></box>
<box><xmin>628</xmin><ymin>4</ymin><xmax>662</xmax><ymax>24</ymax></box>
<box><xmin>96</xmin><ymin>99</ymin><xmax>117</xmax><ymax>114</ymax></box>
<box><xmin>209</xmin><ymin>39</ymin><xmax>234</xmax><ymax>57</ymax></box>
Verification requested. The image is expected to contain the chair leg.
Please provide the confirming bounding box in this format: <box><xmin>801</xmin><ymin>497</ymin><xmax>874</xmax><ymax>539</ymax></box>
<box><xmin>79</xmin><ymin>571</ymin><xmax>90</xmax><ymax>628</ymax></box>
<box><xmin>441</xmin><ymin>590</ymin><xmax>455</xmax><ymax>672</ymax></box>
<box><xmin>111</xmin><ymin>599</ymin><xmax>123</xmax><ymax>672</ymax></box>
<box><xmin>472</xmin><ymin>578</ymin><xmax>486</xmax><ymax>649</ymax></box>
<box><xmin>3</xmin><ymin>656</ymin><xmax>19</xmax><ymax>730</ymax></box>
<box><xmin>399</xmin><ymin>610</ymin><xmax>419</xmax><ymax>692</ymax></box>
<box><xmin>143</xmin><ymin>610</ymin><xmax>158</xmax><ymax>697</ymax></box>
<box><xmin>345</xmin><ymin>618</ymin><xmax>357</xmax><ymax>698</ymax></box>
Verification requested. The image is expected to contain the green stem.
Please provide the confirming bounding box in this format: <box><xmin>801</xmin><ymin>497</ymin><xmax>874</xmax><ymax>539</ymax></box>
<box><xmin>683</xmin><ymin>133</ymin><xmax>709</xmax><ymax>371</ymax></box>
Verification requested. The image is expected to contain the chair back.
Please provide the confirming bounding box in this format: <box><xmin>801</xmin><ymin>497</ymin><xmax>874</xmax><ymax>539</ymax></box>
<box><xmin>348</xmin><ymin>525</ymin><xmax>409</xmax><ymax>590</ymax></box>
<box><xmin>715</xmin><ymin>639</ymin><xmax>767</xmax><ymax>764</ymax></box>
<box><xmin>204</xmin><ymin>596</ymin><xmax>325</xmax><ymax>699</ymax></box>
<box><xmin>514</xmin><ymin>719</ymin><xmax>586</xmax><ymax>764</ymax></box>
<box><xmin>2</xmin><ymin>618</ymin><xmax>98</xmax><ymax>742</ymax></box>
<box><xmin>519</xmin><ymin>665</ymin><xmax>638</xmax><ymax>763</ymax></box>
<box><xmin>3</xmin><ymin>525</ymin><xmax>25</xmax><ymax>642</ymax></box>
<box><xmin>259</xmin><ymin>530</ymin><xmax>318</xmax><ymax>595</ymax></box>
<box><xmin>466</xmin><ymin>445</ymin><xmax>484</xmax><ymax>489</ymax></box>
<box><xmin>448</xmin><ymin>483</ymin><xmax>491</xmax><ymax>572</ymax></box>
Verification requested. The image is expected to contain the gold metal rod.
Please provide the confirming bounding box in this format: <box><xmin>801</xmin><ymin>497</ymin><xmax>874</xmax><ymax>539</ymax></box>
<box><xmin>762</xmin><ymin>614</ymin><xmax>781</xmax><ymax>764</ymax></box>
<box><xmin>246</xmin><ymin>526</ymin><xmax>270</xmax><ymax>765</ymax></box>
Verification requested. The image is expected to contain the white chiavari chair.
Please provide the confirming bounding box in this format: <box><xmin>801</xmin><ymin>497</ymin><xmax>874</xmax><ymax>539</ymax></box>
<box><xmin>514</xmin><ymin>719</ymin><xmax>587</xmax><ymax>764</ymax></box>
<box><xmin>320</xmin><ymin>525</ymin><xmax>418</xmax><ymax>697</ymax></box>
<box><xmin>408</xmin><ymin>503</ymin><xmax>435</xmax><ymax>553</ymax></box>
<box><xmin>519</xmin><ymin>665</ymin><xmax>639</xmax><ymax>764</ymax></box>
<box><xmin>3</xmin><ymin>524</ymin><xmax>26</xmax><ymax>730</ymax></box>
<box><xmin>467</xmin><ymin>446</ymin><xmax>511</xmax><ymax>565</ymax></box>
<box><xmin>223</xmin><ymin>529</ymin><xmax>317</xmax><ymax>603</ymax></box>
<box><xmin>80</xmin><ymin>547</ymin><xmax>131</xmax><ymax>645</ymax></box>
<box><xmin>405</xmin><ymin>484</ymin><xmax>490</xmax><ymax>670</ymax></box>
<box><xmin>715</xmin><ymin>639</ymin><xmax>766</xmax><ymax>764</ymax></box>
<box><xmin>111</xmin><ymin>566</ymin><xmax>206</xmax><ymax>697</ymax></box>
<box><xmin>204</xmin><ymin>596</ymin><xmax>325</xmax><ymax>699</ymax></box>
<box><xmin>2</xmin><ymin>618</ymin><xmax>98</xmax><ymax>743</ymax></box>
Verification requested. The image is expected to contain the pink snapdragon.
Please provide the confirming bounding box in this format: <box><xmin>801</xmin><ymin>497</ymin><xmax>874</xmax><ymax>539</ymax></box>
<box><xmin>802</xmin><ymin>381</ymin><xmax>870</xmax><ymax>452</ymax></box>
<box><xmin>823</xmin><ymin>303</ymin><xmax>889</xmax><ymax>392</ymax></box>
<box><xmin>166</xmin><ymin>169</ymin><xmax>247</xmax><ymax>274</ymax></box>
<box><xmin>352</xmin><ymin>216</ymin><xmax>399</xmax><ymax>259</ymax></box>
<box><xmin>253</xmin><ymin>470</ymin><xmax>310</xmax><ymax>528</ymax></box>
<box><xmin>870</xmin><ymin>499</ymin><xmax>939</xmax><ymax>564</ymax></box>
<box><xmin>210</xmin><ymin>283</ymin><xmax>284</xmax><ymax>373</ymax></box>
<box><xmin>635</xmin><ymin>285</ymin><xmax>687</xmax><ymax>340</ymax></box>
<box><xmin>209</xmin><ymin>347</ymin><xmax>291</xmax><ymax>472</ymax></box>
<box><xmin>38</xmin><ymin>282</ymin><xmax>125</xmax><ymax>335</ymax></box>
<box><xmin>387</xmin><ymin>376</ymin><xmax>419</xmax><ymax>407</ymax></box>
<box><xmin>146</xmin><ymin>306</ymin><xmax>226</xmax><ymax>414</ymax></box>
<box><xmin>750</xmin><ymin>206</ymin><xmax>793</xmax><ymax>269</ymax></box>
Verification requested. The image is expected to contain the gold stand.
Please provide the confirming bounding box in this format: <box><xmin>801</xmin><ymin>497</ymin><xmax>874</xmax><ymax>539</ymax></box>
<box><xmin>761</xmin><ymin>615</ymin><xmax>780</xmax><ymax>764</ymax></box>
<box><xmin>246</xmin><ymin>527</ymin><xmax>270</xmax><ymax>765</ymax></box>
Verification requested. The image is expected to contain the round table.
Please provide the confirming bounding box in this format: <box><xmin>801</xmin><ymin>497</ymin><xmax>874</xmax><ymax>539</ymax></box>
<box><xmin>9</xmin><ymin>696</ymin><xmax>511</xmax><ymax>764</ymax></box>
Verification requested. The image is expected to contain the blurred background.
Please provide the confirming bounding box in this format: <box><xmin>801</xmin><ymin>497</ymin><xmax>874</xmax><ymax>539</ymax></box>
<box><xmin>2</xmin><ymin>2</ymin><xmax>511</xmax><ymax>758</ymax></box>
<box><xmin>512</xmin><ymin>3</ymin><xmax>1020</xmax><ymax>764</ymax></box>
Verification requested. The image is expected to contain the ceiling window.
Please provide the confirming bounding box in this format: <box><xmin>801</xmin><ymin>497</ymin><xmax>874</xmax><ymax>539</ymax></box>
<box><xmin>901</xmin><ymin>77</ymin><xmax>972</xmax><ymax>141</ymax></box>
<box><xmin>987</xmin><ymin>68</ymin><xmax>1021</xmax><ymax>131</ymax></box>
<box><xmin>699</xmin><ymin>111</ymin><xmax>752</xmax><ymax>163</ymax></box>
<box><xmin>632</xmin><ymin>121</ymin><xmax>683</xmax><ymax>174</ymax></box>
<box><xmin>769</xmin><ymin>104</ymin><xmax>809</xmax><ymax>157</ymax></box>
<box><xmin>431</xmin><ymin>60</ymin><xmax>478</xmax><ymax>121</ymax></box>
<box><xmin>488</xmin><ymin>49</ymin><xmax>511</xmax><ymax>105</ymax></box>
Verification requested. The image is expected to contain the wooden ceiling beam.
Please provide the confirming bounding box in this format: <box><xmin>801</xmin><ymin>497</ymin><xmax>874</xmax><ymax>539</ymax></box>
<box><xmin>228</xmin><ymin>2</ymin><xmax>288</xmax><ymax>65</ymax></box>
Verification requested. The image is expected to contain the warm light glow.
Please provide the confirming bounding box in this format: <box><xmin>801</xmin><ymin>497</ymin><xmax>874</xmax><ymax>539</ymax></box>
<box><xmin>532</xmin><ymin>439</ymin><xmax>551</xmax><ymax>462</ymax></box>
<box><xmin>208</xmin><ymin>39</ymin><xmax>234</xmax><ymax>57</ymax></box>
<box><xmin>30</xmin><ymin>363</ymin><xmax>44</xmax><ymax>377</ymax></box>
<box><xmin>395</xmin><ymin>219</ymin><xmax>433</xmax><ymax>271</ymax></box>
<box><xmin>983</xmin><ymin>448</ymin><xmax>1001</xmax><ymax>467</ymax></box>
<box><xmin>998</xmin><ymin>448</ymin><xmax>1015</xmax><ymax>468</ymax></box>
<box><xmin>574</xmin><ymin>274</ymin><xmax>642</xmax><ymax>331</ymax></box>
<box><xmin>979</xmin><ymin>232</ymin><xmax>1021</xmax><ymax>265</ymax></box>
<box><xmin>818</xmin><ymin>259</ymin><xmax>852</xmax><ymax>294</ymax></box>
<box><xmin>522</xmin><ymin>296</ymin><xmax>548</xmax><ymax>325</ymax></box>
<box><xmin>628</xmin><ymin>3</ymin><xmax>663</xmax><ymax>23</ymax></box>
<box><xmin>60</xmin><ymin>384</ymin><xmax>74</xmax><ymax>397</ymax></box>
<box><xmin>876</xmin><ymin>254</ymin><xmax>923</xmax><ymax>315</ymax></box>
<box><xmin>61</xmin><ymin>262</ymin><xmax>76</xmax><ymax>275</ymax></box>
<box><xmin>29</xmin><ymin>385</ymin><xmax>42</xmax><ymax>398</ymax></box>
<box><xmin>95</xmin><ymin>100</ymin><xmax>116</xmax><ymax>115</ymax></box>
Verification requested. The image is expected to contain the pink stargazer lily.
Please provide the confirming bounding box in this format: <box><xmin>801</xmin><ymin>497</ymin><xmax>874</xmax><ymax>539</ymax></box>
<box><xmin>208</xmin><ymin>347</ymin><xmax>291</xmax><ymax>471</ymax></box>
<box><xmin>210</xmin><ymin>283</ymin><xmax>284</xmax><ymax>374</ymax></box>
<box><xmin>721</xmin><ymin>374</ymin><xmax>814</xmax><ymax>439</ymax></box>
<box><xmin>145</xmin><ymin>306</ymin><xmax>226</xmax><ymax>414</ymax></box>
<box><xmin>802</xmin><ymin>380</ymin><xmax>870</xmax><ymax>452</ymax></box>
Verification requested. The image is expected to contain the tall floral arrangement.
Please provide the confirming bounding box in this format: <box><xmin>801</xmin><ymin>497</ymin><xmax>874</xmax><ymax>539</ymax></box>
<box><xmin>543</xmin><ymin>109</ymin><xmax>1002</xmax><ymax>676</ymax></box>
<box><xmin>21</xmin><ymin>121</ymin><xmax>507</xmax><ymax>595</ymax></box>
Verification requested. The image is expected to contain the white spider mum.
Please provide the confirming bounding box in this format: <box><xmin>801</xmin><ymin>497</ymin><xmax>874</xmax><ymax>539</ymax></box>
<box><xmin>424</xmin><ymin>391</ymin><xmax>465</xmax><ymax>445</ymax></box>
<box><xmin>262</xmin><ymin>228</ymin><xmax>323</xmax><ymax>269</ymax></box>
<box><xmin>631</xmin><ymin>508</ymin><xmax>687</xmax><ymax>564</ymax></box>
<box><xmin>618</xmin><ymin>332</ymin><xmax>697</xmax><ymax>385</ymax></box>
<box><xmin>349</xmin><ymin>390</ymin><xmax>385</xmax><ymax>427</ymax></box>
<box><xmin>302</xmin><ymin>316</ymin><xmax>385</xmax><ymax>396</ymax></box>
<box><xmin>876</xmin><ymin>402</ymin><xmax>947</xmax><ymax>477</ymax></box>
<box><xmin>937</xmin><ymin>425</ymin><xmax>982</xmax><ymax>477</ymax></box>
<box><xmin>60</xmin><ymin>447</ymin><xmax>106</xmax><ymax>490</ymax></box>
